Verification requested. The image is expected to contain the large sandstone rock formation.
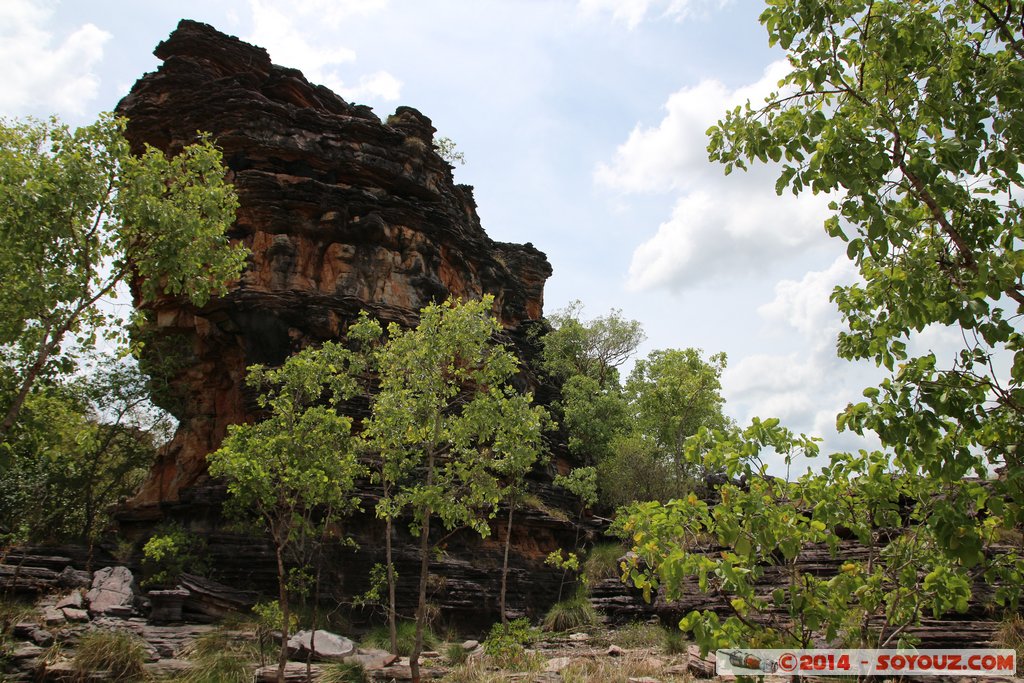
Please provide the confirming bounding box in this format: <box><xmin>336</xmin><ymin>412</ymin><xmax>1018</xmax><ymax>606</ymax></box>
<box><xmin>117</xmin><ymin>20</ymin><xmax>554</xmax><ymax>507</ymax></box>
<box><xmin>113</xmin><ymin>20</ymin><xmax>579</xmax><ymax>627</ymax></box>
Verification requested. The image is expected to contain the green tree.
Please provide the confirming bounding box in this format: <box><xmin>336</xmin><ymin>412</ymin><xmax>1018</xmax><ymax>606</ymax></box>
<box><xmin>0</xmin><ymin>113</ymin><xmax>246</xmax><ymax>449</ymax></box>
<box><xmin>623</xmin><ymin>0</ymin><xmax>1024</xmax><ymax>652</ymax></box>
<box><xmin>362</xmin><ymin>296</ymin><xmax>547</xmax><ymax>683</ymax></box>
<box><xmin>0</xmin><ymin>357</ymin><xmax>169</xmax><ymax>546</ymax></box>
<box><xmin>707</xmin><ymin>0</ymin><xmax>1024</xmax><ymax>529</ymax></box>
<box><xmin>626</xmin><ymin>348</ymin><xmax>731</xmax><ymax>494</ymax></box>
<box><xmin>541</xmin><ymin>301</ymin><xmax>645</xmax><ymax>389</ymax></box>
<box><xmin>620</xmin><ymin>421</ymin><xmax>976</xmax><ymax>652</ymax></box>
<box><xmin>207</xmin><ymin>343</ymin><xmax>367</xmax><ymax>683</ymax></box>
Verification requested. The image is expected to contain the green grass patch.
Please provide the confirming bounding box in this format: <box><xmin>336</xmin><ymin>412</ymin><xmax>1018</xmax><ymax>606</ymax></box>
<box><xmin>360</xmin><ymin>620</ymin><xmax>438</xmax><ymax>656</ymax></box>
<box><xmin>319</xmin><ymin>661</ymin><xmax>368</xmax><ymax>683</ymax></box>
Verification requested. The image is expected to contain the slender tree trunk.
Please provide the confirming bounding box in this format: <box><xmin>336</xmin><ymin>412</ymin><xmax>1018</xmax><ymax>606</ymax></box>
<box><xmin>410</xmin><ymin>449</ymin><xmax>436</xmax><ymax>683</ymax></box>
<box><xmin>410</xmin><ymin>505</ymin><xmax>432</xmax><ymax>683</ymax></box>
<box><xmin>385</xmin><ymin>513</ymin><xmax>398</xmax><ymax>655</ymax></box>
<box><xmin>0</xmin><ymin>334</ymin><xmax>57</xmax><ymax>442</ymax></box>
<box><xmin>499</xmin><ymin>502</ymin><xmax>514</xmax><ymax>624</ymax></box>
<box><xmin>275</xmin><ymin>542</ymin><xmax>290</xmax><ymax>683</ymax></box>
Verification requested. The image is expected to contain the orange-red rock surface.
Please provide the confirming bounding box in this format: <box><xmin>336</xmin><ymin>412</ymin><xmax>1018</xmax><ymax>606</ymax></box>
<box><xmin>116</xmin><ymin>20</ymin><xmax>553</xmax><ymax>507</ymax></box>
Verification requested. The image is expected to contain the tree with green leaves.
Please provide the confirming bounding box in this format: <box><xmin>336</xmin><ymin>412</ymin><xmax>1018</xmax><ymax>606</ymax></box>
<box><xmin>623</xmin><ymin>0</ymin><xmax>1024</xmax><ymax>652</ymax></box>
<box><xmin>0</xmin><ymin>357</ymin><xmax>169</xmax><ymax>548</ymax></box>
<box><xmin>541</xmin><ymin>300</ymin><xmax>645</xmax><ymax>389</ymax></box>
<box><xmin>361</xmin><ymin>296</ymin><xmax>547</xmax><ymax>683</ymax></box>
<box><xmin>619</xmin><ymin>420</ymin><xmax>978</xmax><ymax>652</ymax></box>
<box><xmin>207</xmin><ymin>343</ymin><xmax>367</xmax><ymax>683</ymax></box>
<box><xmin>626</xmin><ymin>348</ymin><xmax>732</xmax><ymax>494</ymax></box>
<box><xmin>0</xmin><ymin>113</ymin><xmax>246</xmax><ymax>451</ymax></box>
<box><xmin>707</xmin><ymin>0</ymin><xmax>1024</xmax><ymax>519</ymax></box>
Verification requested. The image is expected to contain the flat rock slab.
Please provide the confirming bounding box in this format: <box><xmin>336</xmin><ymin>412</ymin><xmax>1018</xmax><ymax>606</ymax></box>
<box><xmin>255</xmin><ymin>662</ymin><xmax>323</xmax><ymax>682</ymax></box>
<box><xmin>287</xmin><ymin>629</ymin><xmax>355</xmax><ymax>662</ymax></box>
<box><xmin>346</xmin><ymin>648</ymin><xmax>399</xmax><ymax>669</ymax></box>
<box><xmin>86</xmin><ymin>567</ymin><xmax>136</xmax><ymax>617</ymax></box>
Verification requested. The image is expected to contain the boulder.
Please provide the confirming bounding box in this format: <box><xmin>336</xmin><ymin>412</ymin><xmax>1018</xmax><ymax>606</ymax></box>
<box><xmin>86</xmin><ymin>566</ymin><xmax>137</xmax><ymax>617</ymax></box>
<box><xmin>286</xmin><ymin>629</ymin><xmax>356</xmax><ymax>662</ymax></box>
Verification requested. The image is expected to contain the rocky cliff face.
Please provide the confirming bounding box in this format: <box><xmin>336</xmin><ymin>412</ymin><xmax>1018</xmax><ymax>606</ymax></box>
<box><xmin>117</xmin><ymin>20</ymin><xmax>554</xmax><ymax>508</ymax></box>
<box><xmin>114</xmin><ymin>20</ymin><xmax>576</xmax><ymax>626</ymax></box>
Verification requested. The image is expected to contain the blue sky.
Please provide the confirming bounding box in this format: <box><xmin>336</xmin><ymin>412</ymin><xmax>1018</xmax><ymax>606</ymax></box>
<box><xmin>4</xmin><ymin>0</ymin><xmax>930</xmax><ymax>474</ymax></box>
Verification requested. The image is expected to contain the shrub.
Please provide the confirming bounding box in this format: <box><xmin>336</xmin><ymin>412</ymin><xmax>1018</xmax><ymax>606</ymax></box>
<box><xmin>542</xmin><ymin>590</ymin><xmax>598</xmax><ymax>632</ymax></box>
<box><xmin>140</xmin><ymin>524</ymin><xmax>209</xmax><ymax>588</ymax></box>
<box><xmin>72</xmin><ymin>630</ymin><xmax>148</xmax><ymax>682</ymax></box>
<box><xmin>482</xmin><ymin>618</ymin><xmax>541</xmax><ymax>670</ymax></box>
<box><xmin>445</xmin><ymin>641</ymin><xmax>468</xmax><ymax>665</ymax></box>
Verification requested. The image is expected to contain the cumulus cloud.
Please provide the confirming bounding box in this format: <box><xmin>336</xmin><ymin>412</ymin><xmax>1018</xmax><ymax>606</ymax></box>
<box><xmin>722</xmin><ymin>256</ymin><xmax>886</xmax><ymax>468</ymax></box>
<box><xmin>578</xmin><ymin>0</ymin><xmax>732</xmax><ymax>29</ymax></box>
<box><xmin>0</xmin><ymin>0</ymin><xmax>110</xmax><ymax>115</ymax></box>
<box><xmin>246</xmin><ymin>0</ymin><xmax>401</xmax><ymax>102</ymax></box>
<box><xmin>594</xmin><ymin>60</ymin><xmax>838</xmax><ymax>290</ymax></box>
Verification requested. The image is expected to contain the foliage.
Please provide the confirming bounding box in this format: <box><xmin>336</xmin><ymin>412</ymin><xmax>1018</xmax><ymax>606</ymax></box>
<box><xmin>0</xmin><ymin>113</ymin><xmax>246</xmax><ymax>448</ymax></box>
<box><xmin>625</xmin><ymin>0</ymin><xmax>1024</xmax><ymax>652</ymax></box>
<box><xmin>542</xmin><ymin>588</ymin><xmax>598</xmax><ymax>632</ymax></box>
<box><xmin>482</xmin><ymin>618</ymin><xmax>541</xmax><ymax>670</ymax></box>
<box><xmin>595</xmin><ymin>433</ymin><xmax>675</xmax><ymax>507</ymax></box>
<box><xmin>358</xmin><ymin>296</ymin><xmax>548</xmax><ymax>675</ymax></box>
<box><xmin>141</xmin><ymin>524</ymin><xmax>209</xmax><ymax>588</ymax></box>
<box><xmin>541</xmin><ymin>300</ymin><xmax>645</xmax><ymax>388</ymax></box>
<box><xmin>620</xmin><ymin>419</ymin><xmax>989</xmax><ymax>653</ymax></box>
<box><xmin>434</xmin><ymin>137</ymin><xmax>466</xmax><ymax>166</ymax></box>
<box><xmin>626</xmin><ymin>348</ymin><xmax>731</xmax><ymax>491</ymax></box>
<box><xmin>560</xmin><ymin>375</ymin><xmax>631</xmax><ymax>464</ymax></box>
<box><xmin>72</xmin><ymin>629</ymin><xmax>148</xmax><ymax>682</ymax></box>
<box><xmin>554</xmin><ymin>466</ymin><xmax>598</xmax><ymax>509</ymax></box>
<box><xmin>208</xmin><ymin>341</ymin><xmax>367</xmax><ymax>682</ymax></box>
<box><xmin>0</xmin><ymin>357</ymin><xmax>169</xmax><ymax>544</ymax></box>
<box><xmin>708</xmin><ymin>0</ymin><xmax>1024</xmax><ymax>548</ymax></box>
<box><xmin>360</xmin><ymin>620</ymin><xmax>438</xmax><ymax>657</ymax></box>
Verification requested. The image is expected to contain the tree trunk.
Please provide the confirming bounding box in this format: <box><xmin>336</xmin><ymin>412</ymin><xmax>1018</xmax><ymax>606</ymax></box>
<box><xmin>499</xmin><ymin>503</ymin><xmax>514</xmax><ymax>624</ymax></box>
<box><xmin>275</xmin><ymin>543</ymin><xmax>290</xmax><ymax>683</ymax></box>
<box><xmin>410</xmin><ymin>448</ymin><xmax>436</xmax><ymax>683</ymax></box>
<box><xmin>385</xmin><ymin>514</ymin><xmax>398</xmax><ymax>655</ymax></box>
<box><xmin>409</xmin><ymin>505</ymin><xmax>432</xmax><ymax>683</ymax></box>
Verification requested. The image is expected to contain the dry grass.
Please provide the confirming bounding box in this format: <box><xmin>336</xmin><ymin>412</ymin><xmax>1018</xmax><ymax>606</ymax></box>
<box><xmin>72</xmin><ymin>629</ymin><xmax>149</xmax><ymax>682</ymax></box>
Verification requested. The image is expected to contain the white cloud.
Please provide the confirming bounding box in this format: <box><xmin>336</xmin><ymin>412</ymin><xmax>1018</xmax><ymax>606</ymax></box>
<box><xmin>246</xmin><ymin>0</ymin><xmax>401</xmax><ymax>103</ymax></box>
<box><xmin>595</xmin><ymin>60</ymin><xmax>839</xmax><ymax>291</ymax></box>
<box><xmin>597</xmin><ymin>60</ymin><xmax>792</xmax><ymax>194</ymax></box>
<box><xmin>757</xmin><ymin>257</ymin><xmax>858</xmax><ymax>351</ymax></box>
<box><xmin>626</xmin><ymin>185</ymin><xmax>833</xmax><ymax>290</ymax></box>
<box><xmin>337</xmin><ymin>71</ymin><xmax>402</xmax><ymax>102</ymax></box>
<box><xmin>0</xmin><ymin>0</ymin><xmax>110</xmax><ymax>115</ymax></box>
<box><xmin>578</xmin><ymin>0</ymin><xmax>732</xmax><ymax>29</ymax></box>
<box><xmin>722</xmin><ymin>256</ymin><xmax>886</xmax><ymax>469</ymax></box>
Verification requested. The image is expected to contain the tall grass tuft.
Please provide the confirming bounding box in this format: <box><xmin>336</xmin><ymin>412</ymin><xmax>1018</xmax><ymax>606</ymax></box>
<box><xmin>72</xmin><ymin>630</ymin><xmax>149</xmax><ymax>682</ymax></box>
<box><xmin>583</xmin><ymin>542</ymin><xmax>626</xmax><ymax>582</ymax></box>
<box><xmin>542</xmin><ymin>589</ymin><xmax>598</xmax><ymax>632</ymax></box>
<box><xmin>319</xmin><ymin>661</ymin><xmax>368</xmax><ymax>683</ymax></box>
<box><xmin>178</xmin><ymin>629</ymin><xmax>259</xmax><ymax>683</ymax></box>
<box><xmin>360</xmin><ymin>620</ymin><xmax>438</xmax><ymax>656</ymax></box>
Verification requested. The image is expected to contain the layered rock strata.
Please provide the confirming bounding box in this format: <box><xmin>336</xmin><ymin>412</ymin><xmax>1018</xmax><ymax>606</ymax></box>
<box><xmin>114</xmin><ymin>20</ymin><xmax>575</xmax><ymax>627</ymax></box>
<box><xmin>116</xmin><ymin>19</ymin><xmax>554</xmax><ymax>507</ymax></box>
